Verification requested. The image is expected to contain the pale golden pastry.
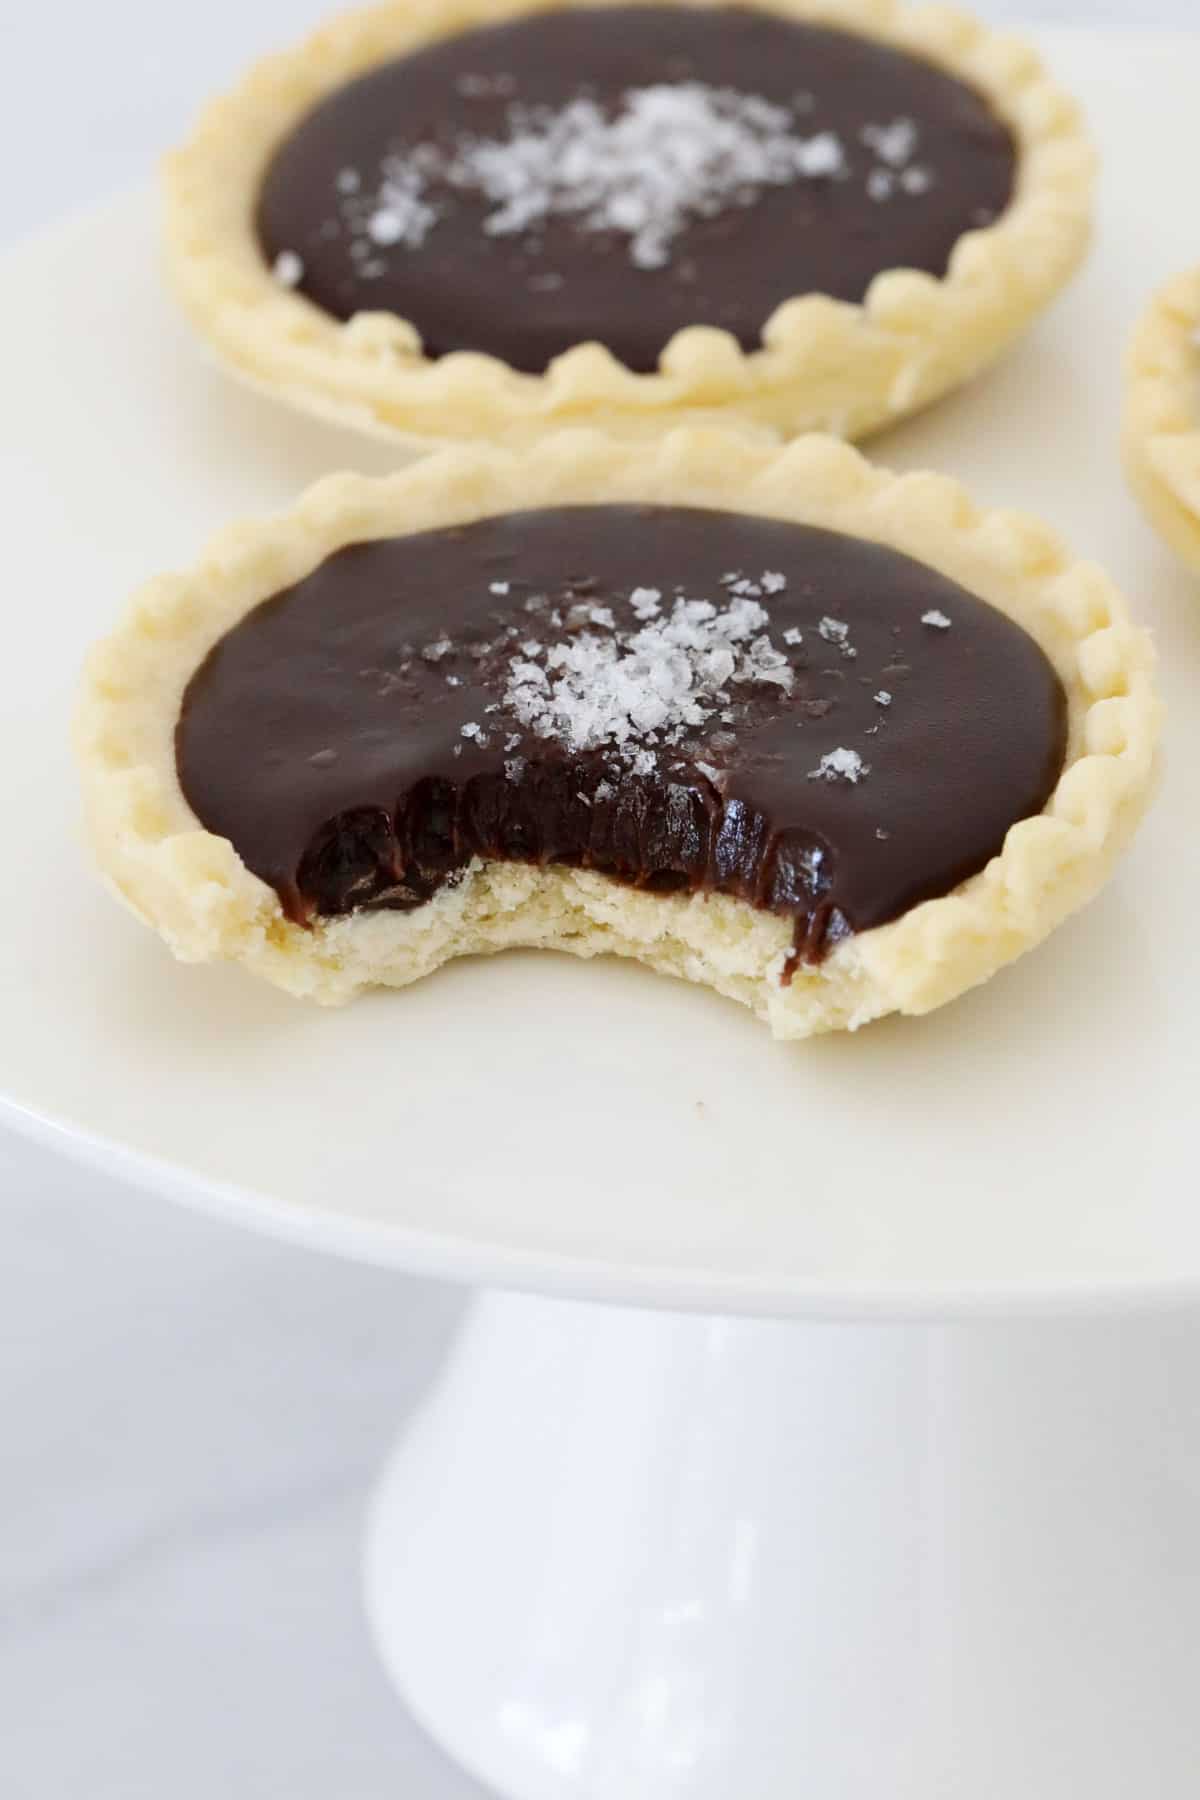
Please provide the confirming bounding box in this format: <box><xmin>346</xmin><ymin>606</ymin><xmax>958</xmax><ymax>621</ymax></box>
<box><xmin>76</xmin><ymin>431</ymin><xmax>1159</xmax><ymax>1040</ymax></box>
<box><xmin>165</xmin><ymin>0</ymin><xmax>1094</xmax><ymax>449</ymax></box>
<box><xmin>1124</xmin><ymin>268</ymin><xmax>1200</xmax><ymax>572</ymax></box>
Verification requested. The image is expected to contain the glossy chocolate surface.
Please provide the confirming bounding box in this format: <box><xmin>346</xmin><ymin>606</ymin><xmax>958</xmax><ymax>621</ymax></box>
<box><xmin>176</xmin><ymin>506</ymin><xmax>1067</xmax><ymax>966</ymax></box>
<box><xmin>257</xmin><ymin>6</ymin><xmax>1016</xmax><ymax>372</ymax></box>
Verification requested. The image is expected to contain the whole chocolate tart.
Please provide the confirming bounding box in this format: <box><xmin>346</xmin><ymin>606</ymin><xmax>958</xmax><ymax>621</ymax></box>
<box><xmin>76</xmin><ymin>433</ymin><xmax>1159</xmax><ymax>1040</ymax></box>
<box><xmin>165</xmin><ymin>0</ymin><xmax>1094</xmax><ymax>448</ymax></box>
<box><xmin>1124</xmin><ymin>266</ymin><xmax>1200</xmax><ymax>574</ymax></box>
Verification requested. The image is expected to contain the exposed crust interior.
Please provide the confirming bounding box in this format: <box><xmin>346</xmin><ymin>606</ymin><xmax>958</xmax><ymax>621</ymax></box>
<box><xmin>163</xmin><ymin>0</ymin><xmax>1095</xmax><ymax>449</ymax></box>
<box><xmin>75</xmin><ymin>430</ymin><xmax>1160</xmax><ymax>1039</ymax></box>
<box><xmin>1124</xmin><ymin>267</ymin><xmax>1200</xmax><ymax>572</ymax></box>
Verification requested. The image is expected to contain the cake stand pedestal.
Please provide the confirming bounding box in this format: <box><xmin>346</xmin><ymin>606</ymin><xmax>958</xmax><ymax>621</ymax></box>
<box><xmin>365</xmin><ymin>1291</ymin><xmax>1200</xmax><ymax>1799</ymax></box>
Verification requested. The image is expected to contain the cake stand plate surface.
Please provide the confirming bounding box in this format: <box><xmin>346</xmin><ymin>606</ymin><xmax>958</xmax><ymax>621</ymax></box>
<box><xmin>3</xmin><ymin>28</ymin><xmax>1200</xmax><ymax>1800</ymax></box>
<box><xmin>1</xmin><ymin>32</ymin><xmax>1195</xmax><ymax>1319</ymax></box>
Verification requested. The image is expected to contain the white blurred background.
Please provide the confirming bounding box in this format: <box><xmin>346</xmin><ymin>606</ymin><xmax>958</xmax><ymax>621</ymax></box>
<box><xmin>0</xmin><ymin>4</ymin><xmax>1192</xmax><ymax>1798</ymax></box>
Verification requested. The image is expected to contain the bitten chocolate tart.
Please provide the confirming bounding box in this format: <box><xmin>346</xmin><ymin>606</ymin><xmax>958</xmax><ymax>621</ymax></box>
<box><xmin>165</xmin><ymin>0</ymin><xmax>1094</xmax><ymax>449</ymax></box>
<box><xmin>76</xmin><ymin>433</ymin><xmax>1159</xmax><ymax>1040</ymax></box>
<box><xmin>1124</xmin><ymin>268</ymin><xmax>1200</xmax><ymax>573</ymax></box>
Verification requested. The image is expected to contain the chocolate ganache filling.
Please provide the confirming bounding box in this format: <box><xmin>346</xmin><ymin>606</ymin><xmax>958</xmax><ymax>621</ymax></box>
<box><xmin>257</xmin><ymin>6</ymin><xmax>1016</xmax><ymax>372</ymax></box>
<box><xmin>176</xmin><ymin>506</ymin><xmax>1068</xmax><ymax>969</ymax></box>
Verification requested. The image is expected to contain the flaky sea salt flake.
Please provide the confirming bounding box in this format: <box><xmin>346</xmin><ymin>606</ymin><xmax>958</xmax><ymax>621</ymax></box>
<box><xmin>809</xmin><ymin>747</ymin><xmax>870</xmax><ymax>785</ymax></box>
<box><xmin>272</xmin><ymin>250</ymin><xmax>304</xmax><ymax>287</ymax></box>
<box><xmin>795</xmin><ymin>131</ymin><xmax>845</xmax><ymax>178</ymax></box>
<box><xmin>862</xmin><ymin>117</ymin><xmax>919</xmax><ymax>169</ymax></box>
<box><xmin>500</xmin><ymin>588</ymin><xmax>795</xmax><ymax>758</ymax></box>
<box><xmin>352</xmin><ymin>83</ymin><xmax>849</xmax><ymax>273</ymax></box>
<box><xmin>630</xmin><ymin>586</ymin><xmax>662</xmax><ymax>619</ymax></box>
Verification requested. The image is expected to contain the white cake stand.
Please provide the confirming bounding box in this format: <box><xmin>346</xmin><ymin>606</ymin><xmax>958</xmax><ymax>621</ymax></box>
<box><xmin>3</xmin><ymin>29</ymin><xmax>1199</xmax><ymax>1797</ymax></box>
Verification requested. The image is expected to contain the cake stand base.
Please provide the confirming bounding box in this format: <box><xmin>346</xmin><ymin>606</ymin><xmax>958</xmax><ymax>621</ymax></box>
<box><xmin>365</xmin><ymin>1291</ymin><xmax>1200</xmax><ymax>1798</ymax></box>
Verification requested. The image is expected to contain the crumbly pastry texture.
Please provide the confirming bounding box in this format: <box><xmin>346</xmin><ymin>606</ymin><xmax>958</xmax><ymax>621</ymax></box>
<box><xmin>1124</xmin><ymin>267</ymin><xmax>1200</xmax><ymax>572</ymax></box>
<box><xmin>76</xmin><ymin>431</ymin><xmax>1160</xmax><ymax>1039</ymax></box>
<box><xmin>163</xmin><ymin>0</ymin><xmax>1095</xmax><ymax>449</ymax></box>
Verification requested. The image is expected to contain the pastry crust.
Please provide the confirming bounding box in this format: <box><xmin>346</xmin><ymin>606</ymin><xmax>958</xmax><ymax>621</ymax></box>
<box><xmin>76</xmin><ymin>430</ymin><xmax>1159</xmax><ymax>1039</ymax></box>
<box><xmin>163</xmin><ymin>0</ymin><xmax>1095</xmax><ymax>449</ymax></box>
<box><xmin>1123</xmin><ymin>267</ymin><xmax>1200</xmax><ymax>572</ymax></box>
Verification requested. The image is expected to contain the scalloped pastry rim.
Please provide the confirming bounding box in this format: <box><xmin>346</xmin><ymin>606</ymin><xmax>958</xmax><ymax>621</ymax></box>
<box><xmin>163</xmin><ymin>0</ymin><xmax>1095</xmax><ymax>448</ymax></box>
<box><xmin>1123</xmin><ymin>267</ymin><xmax>1200</xmax><ymax>573</ymax></box>
<box><xmin>75</xmin><ymin>429</ymin><xmax>1160</xmax><ymax>1039</ymax></box>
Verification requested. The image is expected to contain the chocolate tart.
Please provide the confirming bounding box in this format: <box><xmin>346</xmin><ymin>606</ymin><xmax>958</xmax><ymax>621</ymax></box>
<box><xmin>165</xmin><ymin>0</ymin><xmax>1094</xmax><ymax>449</ymax></box>
<box><xmin>76</xmin><ymin>432</ymin><xmax>1159</xmax><ymax>1040</ymax></box>
<box><xmin>1124</xmin><ymin>268</ymin><xmax>1200</xmax><ymax>573</ymax></box>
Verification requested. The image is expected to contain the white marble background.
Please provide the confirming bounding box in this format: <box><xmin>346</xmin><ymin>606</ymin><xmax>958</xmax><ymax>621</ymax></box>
<box><xmin>0</xmin><ymin>4</ymin><xmax>1191</xmax><ymax>1796</ymax></box>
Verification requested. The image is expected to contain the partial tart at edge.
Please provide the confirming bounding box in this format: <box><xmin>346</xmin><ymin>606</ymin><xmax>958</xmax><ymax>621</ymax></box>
<box><xmin>1124</xmin><ymin>267</ymin><xmax>1200</xmax><ymax>573</ymax></box>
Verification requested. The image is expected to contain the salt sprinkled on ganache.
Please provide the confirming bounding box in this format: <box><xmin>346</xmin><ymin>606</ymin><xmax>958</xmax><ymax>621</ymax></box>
<box><xmin>810</xmin><ymin>747</ymin><xmax>870</xmax><ymax>784</ymax></box>
<box><xmin>272</xmin><ymin>250</ymin><xmax>305</xmax><ymax>287</ymax></box>
<box><xmin>257</xmin><ymin>8</ymin><xmax>1017</xmax><ymax>371</ymax></box>
<box><xmin>860</xmin><ymin>115</ymin><xmax>934</xmax><ymax>203</ymax></box>
<box><xmin>861</xmin><ymin>117</ymin><xmax>920</xmax><ymax>168</ymax></box>
<box><xmin>341</xmin><ymin>85</ymin><xmax>850</xmax><ymax>275</ymax></box>
<box><xmin>921</xmin><ymin>609</ymin><xmax>953</xmax><ymax>629</ymax></box>
<box><xmin>176</xmin><ymin>505</ymin><xmax>1067</xmax><ymax>971</ymax></box>
<box><xmin>335</xmin><ymin>94</ymin><xmax>941</xmax><ymax>277</ymax></box>
<box><xmin>721</xmin><ymin>569</ymin><xmax>791</xmax><ymax>600</ymax></box>
<box><xmin>502</xmin><ymin>590</ymin><xmax>794</xmax><ymax>762</ymax></box>
<box><xmin>818</xmin><ymin>615</ymin><xmax>857</xmax><ymax>659</ymax></box>
<box><xmin>366</xmin><ymin>180</ymin><xmax>439</xmax><ymax>249</ymax></box>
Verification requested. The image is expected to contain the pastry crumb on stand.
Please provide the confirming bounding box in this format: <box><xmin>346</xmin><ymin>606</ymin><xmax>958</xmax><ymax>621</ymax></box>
<box><xmin>1124</xmin><ymin>266</ymin><xmax>1200</xmax><ymax>572</ymax></box>
<box><xmin>164</xmin><ymin>0</ymin><xmax>1094</xmax><ymax>447</ymax></box>
<box><xmin>76</xmin><ymin>430</ymin><xmax>1159</xmax><ymax>1039</ymax></box>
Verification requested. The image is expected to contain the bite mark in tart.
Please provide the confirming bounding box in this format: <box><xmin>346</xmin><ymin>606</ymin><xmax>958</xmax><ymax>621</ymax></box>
<box><xmin>77</xmin><ymin>432</ymin><xmax>1160</xmax><ymax>1040</ymax></box>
